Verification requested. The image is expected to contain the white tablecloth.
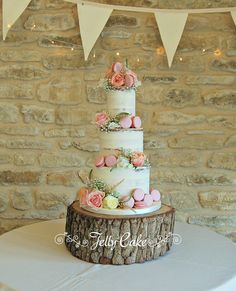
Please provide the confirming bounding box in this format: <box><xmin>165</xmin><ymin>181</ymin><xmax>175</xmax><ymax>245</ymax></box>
<box><xmin>0</xmin><ymin>219</ymin><xmax>236</xmax><ymax>291</ymax></box>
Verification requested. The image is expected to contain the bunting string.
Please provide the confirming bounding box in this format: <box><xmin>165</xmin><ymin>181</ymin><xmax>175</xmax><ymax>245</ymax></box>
<box><xmin>73</xmin><ymin>0</ymin><xmax>236</xmax><ymax>14</ymax></box>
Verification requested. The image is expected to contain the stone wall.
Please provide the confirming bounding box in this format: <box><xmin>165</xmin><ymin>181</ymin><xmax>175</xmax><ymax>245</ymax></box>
<box><xmin>0</xmin><ymin>0</ymin><xmax>235</xmax><ymax>241</ymax></box>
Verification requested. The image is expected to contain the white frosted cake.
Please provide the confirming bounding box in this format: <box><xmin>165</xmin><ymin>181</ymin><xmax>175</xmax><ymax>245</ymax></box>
<box><xmin>78</xmin><ymin>62</ymin><xmax>162</xmax><ymax>215</ymax></box>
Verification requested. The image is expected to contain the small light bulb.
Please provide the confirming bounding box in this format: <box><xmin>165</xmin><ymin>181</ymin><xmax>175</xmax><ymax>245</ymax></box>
<box><xmin>156</xmin><ymin>47</ymin><xmax>165</xmax><ymax>56</ymax></box>
<box><xmin>116</xmin><ymin>52</ymin><xmax>120</xmax><ymax>56</ymax></box>
<box><xmin>93</xmin><ymin>53</ymin><xmax>96</xmax><ymax>58</ymax></box>
<box><xmin>137</xmin><ymin>58</ymin><xmax>140</xmax><ymax>62</ymax></box>
<box><xmin>7</xmin><ymin>24</ymin><xmax>11</xmax><ymax>28</ymax></box>
<box><xmin>179</xmin><ymin>57</ymin><xmax>183</xmax><ymax>61</ymax></box>
<box><xmin>214</xmin><ymin>48</ymin><xmax>222</xmax><ymax>57</ymax></box>
<box><xmin>51</xmin><ymin>41</ymin><xmax>55</xmax><ymax>44</ymax></box>
<box><xmin>202</xmin><ymin>48</ymin><xmax>206</xmax><ymax>53</ymax></box>
<box><xmin>71</xmin><ymin>47</ymin><xmax>74</xmax><ymax>51</ymax></box>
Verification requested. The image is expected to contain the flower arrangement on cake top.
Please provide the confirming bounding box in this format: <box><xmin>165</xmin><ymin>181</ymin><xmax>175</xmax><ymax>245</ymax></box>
<box><xmin>78</xmin><ymin>174</ymin><xmax>161</xmax><ymax>210</ymax></box>
<box><xmin>95</xmin><ymin>111</ymin><xmax>142</xmax><ymax>131</ymax></box>
<box><xmin>101</xmin><ymin>61</ymin><xmax>140</xmax><ymax>91</ymax></box>
<box><xmin>95</xmin><ymin>148</ymin><xmax>150</xmax><ymax>170</ymax></box>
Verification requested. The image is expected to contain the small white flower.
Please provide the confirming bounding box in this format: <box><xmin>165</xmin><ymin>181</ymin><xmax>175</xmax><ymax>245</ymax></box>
<box><xmin>116</xmin><ymin>156</ymin><xmax>130</xmax><ymax>168</ymax></box>
<box><xmin>108</xmin><ymin>122</ymin><xmax>120</xmax><ymax>130</ymax></box>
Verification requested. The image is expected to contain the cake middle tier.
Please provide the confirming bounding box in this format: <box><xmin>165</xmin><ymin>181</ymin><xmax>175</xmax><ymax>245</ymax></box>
<box><xmin>99</xmin><ymin>129</ymin><xmax>143</xmax><ymax>151</ymax></box>
<box><xmin>93</xmin><ymin>166</ymin><xmax>150</xmax><ymax>199</ymax></box>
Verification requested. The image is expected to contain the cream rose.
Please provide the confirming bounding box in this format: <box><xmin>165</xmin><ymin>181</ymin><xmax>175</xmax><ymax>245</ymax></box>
<box><xmin>103</xmin><ymin>195</ymin><xmax>119</xmax><ymax>209</ymax></box>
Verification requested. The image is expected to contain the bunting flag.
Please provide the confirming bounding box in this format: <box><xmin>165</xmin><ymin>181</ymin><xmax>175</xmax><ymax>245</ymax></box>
<box><xmin>154</xmin><ymin>12</ymin><xmax>188</xmax><ymax>67</ymax></box>
<box><xmin>2</xmin><ymin>0</ymin><xmax>31</xmax><ymax>40</ymax></box>
<box><xmin>1</xmin><ymin>0</ymin><xmax>236</xmax><ymax>67</ymax></box>
<box><xmin>231</xmin><ymin>11</ymin><xmax>236</xmax><ymax>26</ymax></box>
<box><xmin>77</xmin><ymin>3</ymin><xmax>113</xmax><ymax>60</ymax></box>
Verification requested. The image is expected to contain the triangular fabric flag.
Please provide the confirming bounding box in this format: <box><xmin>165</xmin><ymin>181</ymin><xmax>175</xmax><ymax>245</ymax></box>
<box><xmin>154</xmin><ymin>12</ymin><xmax>188</xmax><ymax>67</ymax></box>
<box><xmin>2</xmin><ymin>0</ymin><xmax>31</xmax><ymax>40</ymax></box>
<box><xmin>77</xmin><ymin>2</ymin><xmax>113</xmax><ymax>60</ymax></box>
<box><xmin>231</xmin><ymin>11</ymin><xmax>236</xmax><ymax>26</ymax></box>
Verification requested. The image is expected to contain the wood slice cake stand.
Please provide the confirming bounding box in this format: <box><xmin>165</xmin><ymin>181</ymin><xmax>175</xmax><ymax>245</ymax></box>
<box><xmin>65</xmin><ymin>201</ymin><xmax>175</xmax><ymax>265</ymax></box>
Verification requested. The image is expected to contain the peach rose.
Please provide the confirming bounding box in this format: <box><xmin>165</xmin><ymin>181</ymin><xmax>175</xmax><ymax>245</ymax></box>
<box><xmin>95</xmin><ymin>112</ymin><xmax>109</xmax><ymax>125</ymax></box>
<box><xmin>79</xmin><ymin>188</ymin><xmax>89</xmax><ymax>206</ymax></box>
<box><xmin>131</xmin><ymin>152</ymin><xmax>146</xmax><ymax>167</ymax></box>
<box><xmin>87</xmin><ymin>190</ymin><xmax>105</xmax><ymax>208</ymax></box>
<box><xmin>111</xmin><ymin>73</ymin><xmax>125</xmax><ymax>88</ymax></box>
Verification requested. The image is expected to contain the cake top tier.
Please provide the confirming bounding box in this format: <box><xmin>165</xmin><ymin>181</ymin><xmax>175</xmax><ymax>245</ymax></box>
<box><xmin>101</xmin><ymin>62</ymin><xmax>140</xmax><ymax>115</ymax></box>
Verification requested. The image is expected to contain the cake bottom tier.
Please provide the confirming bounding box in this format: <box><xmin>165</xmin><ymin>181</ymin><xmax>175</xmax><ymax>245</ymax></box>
<box><xmin>92</xmin><ymin>166</ymin><xmax>150</xmax><ymax>199</ymax></box>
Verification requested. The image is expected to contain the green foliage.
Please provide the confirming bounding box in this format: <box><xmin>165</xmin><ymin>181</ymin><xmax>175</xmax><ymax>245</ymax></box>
<box><xmin>87</xmin><ymin>178</ymin><xmax>107</xmax><ymax>192</ymax></box>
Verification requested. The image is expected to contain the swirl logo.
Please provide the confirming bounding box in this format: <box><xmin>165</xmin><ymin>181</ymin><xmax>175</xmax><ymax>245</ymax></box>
<box><xmin>54</xmin><ymin>232</ymin><xmax>67</xmax><ymax>245</ymax></box>
<box><xmin>172</xmin><ymin>233</ymin><xmax>182</xmax><ymax>245</ymax></box>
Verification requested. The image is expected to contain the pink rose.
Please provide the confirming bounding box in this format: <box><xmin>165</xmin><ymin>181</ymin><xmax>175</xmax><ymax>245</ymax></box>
<box><xmin>126</xmin><ymin>70</ymin><xmax>137</xmax><ymax>80</ymax></box>
<box><xmin>95</xmin><ymin>112</ymin><xmax>109</xmax><ymax>125</ymax></box>
<box><xmin>131</xmin><ymin>152</ymin><xmax>146</xmax><ymax>167</ymax></box>
<box><xmin>111</xmin><ymin>73</ymin><xmax>125</xmax><ymax>88</ymax></box>
<box><xmin>124</xmin><ymin>73</ymin><xmax>135</xmax><ymax>87</ymax></box>
<box><xmin>87</xmin><ymin>190</ymin><xmax>105</xmax><ymax>208</ymax></box>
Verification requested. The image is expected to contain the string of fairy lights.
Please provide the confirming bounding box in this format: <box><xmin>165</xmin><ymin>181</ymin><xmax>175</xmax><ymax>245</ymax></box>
<box><xmin>26</xmin><ymin>22</ymin><xmax>223</xmax><ymax>63</ymax></box>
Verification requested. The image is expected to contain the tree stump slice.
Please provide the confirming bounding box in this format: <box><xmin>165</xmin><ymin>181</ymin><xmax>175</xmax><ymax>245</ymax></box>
<box><xmin>65</xmin><ymin>201</ymin><xmax>175</xmax><ymax>265</ymax></box>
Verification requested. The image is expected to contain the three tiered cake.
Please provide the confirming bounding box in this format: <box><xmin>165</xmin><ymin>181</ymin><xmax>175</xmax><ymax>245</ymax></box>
<box><xmin>78</xmin><ymin>62</ymin><xmax>162</xmax><ymax>215</ymax></box>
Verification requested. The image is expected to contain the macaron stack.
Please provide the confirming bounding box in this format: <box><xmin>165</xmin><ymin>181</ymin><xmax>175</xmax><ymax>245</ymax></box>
<box><xmin>123</xmin><ymin>188</ymin><xmax>161</xmax><ymax>209</ymax></box>
<box><xmin>119</xmin><ymin>116</ymin><xmax>142</xmax><ymax>129</ymax></box>
<box><xmin>95</xmin><ymin>155</ymin><xmax>117</xmax><ymax>168</ymax></box>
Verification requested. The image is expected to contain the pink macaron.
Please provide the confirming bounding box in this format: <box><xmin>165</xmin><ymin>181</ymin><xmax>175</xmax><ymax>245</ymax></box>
<box><xmin>123</xmin><ymin>197</ymin><xmax>135</xmax><ymax>209</ymax></box>
<box><xmin>150</xmin><ymin>189</ymin><xmax>161</xmax><ymax>202</ymax></box>
<box><xmin>112</xmin><ymin>62</ymin><xmax>122</xmax><ymax>73</ymax></box>
<box><xmin>120</xmin><ymin>116</ymin><xmax>132</xmax><ymax>129</ymax></box>
<box><xmin>132</xmin><ymin>188</ymin><xmax>145</xmax><ymax>201</ymax></box>
<box><xmin>134</xmin><ymin>201</ymin><xmax>146</xmax><ymax>208</ymax></box>
<box><xmin>105</xmin><ymin>155</ymin><xmax>117</xmax><ymax>167</ymax></box>
<box><xmin>95</xmin><ymin>156</ymin><xmax>105</xmax><ymax>168</ymax></box>
<box><xmin>132</xmin><ymin>116</ymin><xmax>142</xmax><ymax>129</ymax></box>
<box><xmin>144</xmin><ymin>194</ymin><xmax>153</xmax><ymax>207</ymax></box>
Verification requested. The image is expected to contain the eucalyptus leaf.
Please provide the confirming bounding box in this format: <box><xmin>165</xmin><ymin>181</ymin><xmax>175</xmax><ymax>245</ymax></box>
<box><xmin>89</xmin><ymin>169</ymin><xmax>93</xmax><ymax>180</ymax></box>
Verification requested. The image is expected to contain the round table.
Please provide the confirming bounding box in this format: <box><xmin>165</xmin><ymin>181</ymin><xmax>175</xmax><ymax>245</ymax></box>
<box><xmin>0</xmin><ymin>219</ymin><xmax>236</xmax><ymax>291</ymax></box>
